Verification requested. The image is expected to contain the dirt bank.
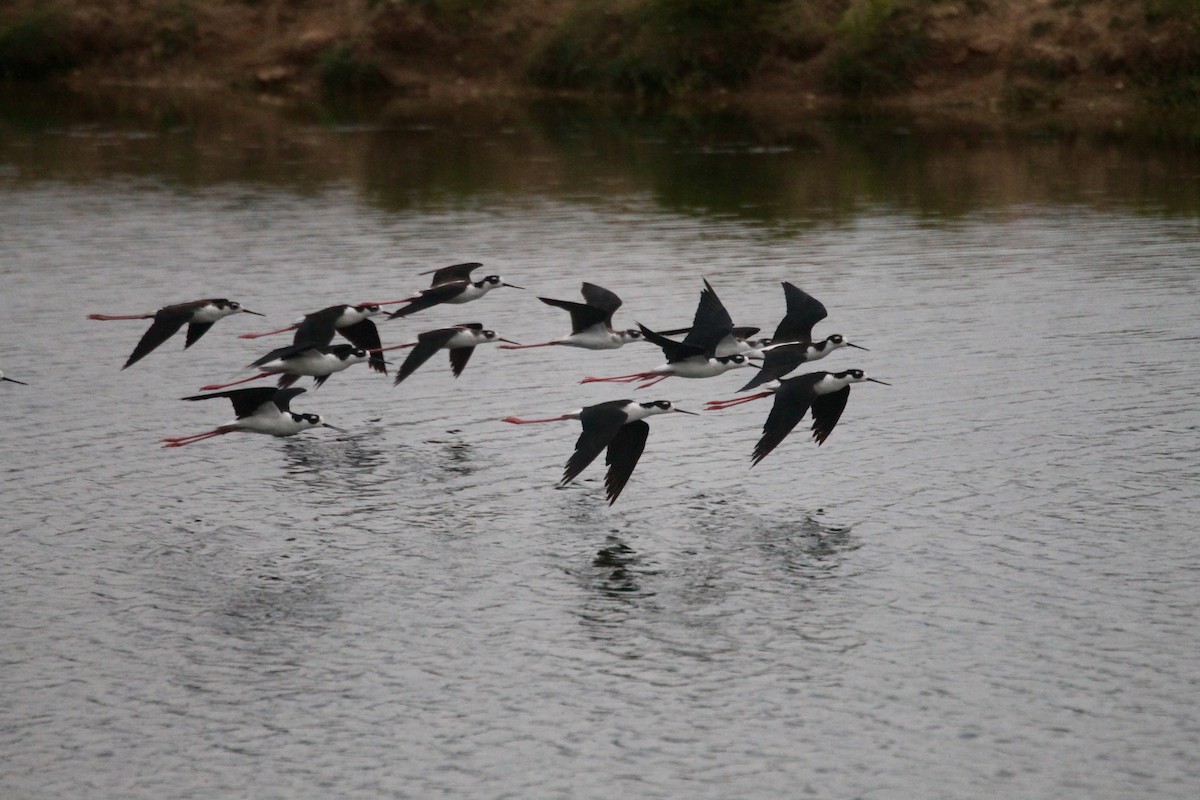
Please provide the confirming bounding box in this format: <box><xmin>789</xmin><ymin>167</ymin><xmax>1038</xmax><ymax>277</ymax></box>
<box><xmin>2</xmin><ymin>1</ymin><xmax>1197</xmax><ymax>121</ymax></box>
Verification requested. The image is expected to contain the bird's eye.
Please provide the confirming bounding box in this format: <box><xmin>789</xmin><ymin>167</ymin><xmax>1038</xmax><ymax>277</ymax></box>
<box><xmin>487</xmin><ymin>276</ymin><xmax>500</xmax><ymax>283</ymax></box>
<box><xmin>485</xmin><ymin>330</ymin><xmax>496</xmax><ymax>337</ymax></box>
<box><xmin>657</xmin><ymin>401</ymin><xmax>671</xmax><ymax>409</ymax></box>
<box><xmin>832</xmin><ymin>335</ymin><xmax>843</xmax><ymax>343</ymax></box>
<box><xmin>733</xmin><ymin>355</ymin><xmax>744</xmax><ymax>363</ymax></box>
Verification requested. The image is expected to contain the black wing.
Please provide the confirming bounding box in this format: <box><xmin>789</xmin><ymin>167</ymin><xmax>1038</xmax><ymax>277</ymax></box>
<box><xmin>738</xmin><ymin>343</ymin><xmax>809</xmax><ymax>391</ymax></box>
<box><xmin>773</xmin><ymin>283</ymin><xmax>827</xmax><ymax>343</ymax></box>
<box><xmin>603</xmin><ymin>420</ymin><xmax>649</xmax><ymax>505</ymax></box>
<box><xmin>421</xmin><ymin>262</ymin><xmax>483</xmax><ymax>287</ymax></box>
<box><xmin>339</xmin><ymin>318</ymin><xmax>385</xmax><ymax>374</ymax></box>
<box><xmin>539</xmin><ymin>296</ymin><xmax>609</xmax><ymax>334</ymax></box>
<box><xmin>122</xmin><ymin>309</ymin><xmax>189</xmax><ymax>369</ymax></box>
<box><xmin>184</xmin><ymin>322</ymin><xmax>214</xmax><ymax>349</ymax></box>
<box><xmin>751</xmin><ymin>378</ymin><xmax>816</xmax><ymax>467</ymax></box>
<box><xmin>681</xmin><ymin>279</ymin><xmax>734</xmax><ymax>356</ymax></box>
<box><xmin>394</xmin><ymin>328</ymin><xmax>459</xmax><ymax>384</ymax></box>
<box><xmin>181</xmin><ymin>386</ymin><xmax>305</xmax><ymax>418</ymax></box>
<box><xmin>580</xmin><ymin>282</ymin><xmax>622</xmax><ymax>318</ymax></box>
<box><xmin>810</xmin><ymin>386</ymin><xmax>851</xmax><ymax>445</ymax></box>
<box><xmin>731</xmin><ymin>326</ymin><xmax>762</xmax><ymax>340</ymax></box>
<box><xmin>448</xmin><ymin>346</ymin><xmax>475</xmax><ymax>377</ymax></box>
<box><xmin>292</xmin><ymin>306</ymin><xmax>343</xmax><ymax>348</ymax></box>
<box><xmin>561</xmin><ymin>403</ymin><xmax>630</xmax><ymax>487</ymax></box>
<box><xmin>388</xmin><ymin>283</ymin><xmax>465</xmax><ymax>318</ymax></box>
<box><xmin>637</xmin><ymin>323</ymin><xmax>705</xmax><ymax>363</ymax></box>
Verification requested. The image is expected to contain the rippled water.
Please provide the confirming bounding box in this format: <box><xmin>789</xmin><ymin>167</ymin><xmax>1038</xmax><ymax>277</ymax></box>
<box><xmin>3</xmin><ymin>96</ymin><xmax>1199</xmax><ymax>798</ymax></box>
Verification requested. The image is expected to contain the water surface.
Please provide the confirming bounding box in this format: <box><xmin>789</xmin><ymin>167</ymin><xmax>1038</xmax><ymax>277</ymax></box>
<box><xmin>2</xmin><ymin>91</ymin><xmax>1198</xmax><ymax>799</ymax></box>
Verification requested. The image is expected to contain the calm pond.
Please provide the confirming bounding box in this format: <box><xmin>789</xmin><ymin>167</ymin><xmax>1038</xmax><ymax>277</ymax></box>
<box><xmin>3</xmin><ymin>87</ymin><xmax>1198</xmax><ymax>799</ymax></box>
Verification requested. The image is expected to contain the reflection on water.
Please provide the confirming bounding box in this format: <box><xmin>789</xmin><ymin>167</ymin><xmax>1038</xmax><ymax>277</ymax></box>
<box><xmin>2</xmin><ymin>85</ymin><xmax>1199</xmax><ymax>220</ymax></box>
<box><xmin>3</xmin><ymin>87</ymin><xmax>1199</xmax><ymax>799</ymax></box>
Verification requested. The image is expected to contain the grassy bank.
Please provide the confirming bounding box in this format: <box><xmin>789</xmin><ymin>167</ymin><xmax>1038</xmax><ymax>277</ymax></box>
<box><xmin>2</xmin><ymin>1</ymin><xmax>1199</xmax><ymax>116</ymax></box>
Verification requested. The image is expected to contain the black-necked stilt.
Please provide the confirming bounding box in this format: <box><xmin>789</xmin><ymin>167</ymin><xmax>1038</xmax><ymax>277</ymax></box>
<box><xmin>161</xmin><ymin>387</ymin><xmax>343</xmax><ymax>447</ymax></box>
<box><xmin>705</xmin><ymin>369</ymin><xmax>889</xmax><ymax>466</ymax></box>
<box><xmin>738</xmin><ymin>283</ymin><xmax>866</xmax><ymax>392</ymax></box>
<box><xmin>503</xmin><ymin>399</ymin><xmax>696</xmax><ymax>504</ymax></box>
<box><xmin>88</xmin><ymin>299</ymin><xmax>264</xmax><ymax>369</ymax></box>
<box><xmin>239</xmin><ymin>303</ymin><xmax>388</xmax><ymax>374</ymax></box>
<box><xmin>1</xmin><ymin>370</ymin><xmax>28</xmax><ymax>385</ymax></box>
<box><xmin>499</xmin><ymin>283</ymin><xmax>644</xmax><ymax>351</ymax></box>
<box><xmin>655</xmin><ymin>325</ymin><xmax>772</xmax><ymax>355</ymax></box>
<box><xmin>386</xmin><ymin>263</ymin><xmax>524</xmax><ymax>319</ymax></box>
<box><xmin>392</xmin><ymin>323</ymin><xmax>518</xmax><ymax>385</ymax></box>
<box><xmin>580</xmin><ymin>279</ymin><xmax>756</xmax><ymax>389</ymax></box>
<box><xmin>198</xmin><ymin>343</ymin><xmax>370</xmax><ymax>391</ymax></box>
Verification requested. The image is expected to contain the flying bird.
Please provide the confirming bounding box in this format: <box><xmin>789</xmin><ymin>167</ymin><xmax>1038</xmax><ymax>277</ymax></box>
<box><xmin>705</xmin><ymin>369</ymin><xmax>889</xmax><ymax>466</ymax></box>
<box><xmin>392</xmin><ymin>323</ymin><xmax>518</xmax><ymax>385</ymax></box>
<box><xmin>387</xmin><ymin>263</ymin><xmax>523</xmax><ymax>319</ymax></box>
<box><xmin>88</xmin><ymin>299</ymin><xmax>263</xmax><ymax>369</ymax></box>
<box><xmin>161</xmin><ymin>387</ymin><xmax>343</xmax><ymax>448</ymax></box>
<box><xmin>580</xmin><ymin>279</ymin><xmax>756</xmax><ymax>389</ymax></box>
<box><xmin>503</xmin><ymin>399</ymin><xmax>696</xmax><ymax>504</ymax></box>
<box><xmin>499</xmin><ymin>283</ymin><xmax>644</xmax><ymax>350</ymax></box>
<box><xmin>738</xmin><ymin>283</ymin><xmax>866</xmax><ymax>392</ymax></box>
<box><xmin>239</xmin><ymin>303</ymin><xmax>388</xmax><ymax>374</ymax></box>
<box><xmin>198</xmin><ymin>344</ymin><xmax>371</xmax><ymax>391</ymax></box>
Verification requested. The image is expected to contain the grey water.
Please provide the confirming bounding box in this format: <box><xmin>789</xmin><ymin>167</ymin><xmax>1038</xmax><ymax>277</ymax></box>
<box><xmin>2</xmin><ymin>90</ymin><xmax>1199</xmax><ymax>799</ymax></box>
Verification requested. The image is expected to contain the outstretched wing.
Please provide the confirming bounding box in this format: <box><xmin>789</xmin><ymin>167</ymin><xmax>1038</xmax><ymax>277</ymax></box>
<box><xmin>580</xmin><ymin>282</ymin><xmax>622</xmax><ymax>319</ymax></box>
<box><xmin>339</xmin><ymin>319</ymin><xmax>385</xmax><ymax>374</ymax></box>
<box><xmin>448</xmin><ymin>346</ymin><xmax>475</xmax><ymax>377</ymax></box>
<box><xmin>603</xmin><ymin>420</ymin><xmax>649</xmax><ymax>505</ymax></box>
<box><xmin>561</xmin><ymin>404</ymin><xmax>629</xmax><ymax>487</ymax></box>
<box><xmin>292</xmin><ymin>306</ymin><xmax>342</xmax><ymax>348</ymax></box>
<box><xmin>773</xmin><ymin>283</ymin><xmax>827</xmax><ymax>343</ymax></box>
<box><xmin>751</xmin><ymin>379</ymin><xmax>815</xmax><ymax>467</ymax></box>
<box><xmin>738</xmin><ymin>343</ymin><xmax>808</xmax><ymax>391</ymax></box>
<box><xmin>810</xmin><ymin>386</ymin><xmax>851</xmax><ymax>445</ymax></box>
<box><xmin>421</xmin><ymin>262</ymin><xmax>482</xmax><ymax>287</ymax></box>
<box><xmin>637</xmin><ymin>323</ymin><xmax>705</xmax><ymax>363</ymax></box>
<box><xmin>388</xmin><ymin>283</ymin><xmax>464</xmax><ymax>318</ymax></box>
<box><xmin>122</xmin><ymin>310</ymin><xmax>189</xmax><ymax>369</ymax></box>
<box><xmin>681</xmin><ymin>279</ymin><xmax>734</xmax><ymax>356</ymax></box>
<box><xmin>184</xmin><ymin>322</ymin><xmax>215</xmax><ymax>349</ymax></box>
<box><xmin>539</xmin><ymin>296</ymin><xmax>609</xmax><ymax>334</ymax></box>
<box><xmin>394</xmin><ymin>328</ymin><xmax>458</xmax><ymax>384</ymax></box>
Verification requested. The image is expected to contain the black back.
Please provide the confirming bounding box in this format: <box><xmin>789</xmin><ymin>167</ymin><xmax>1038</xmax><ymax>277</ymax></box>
<box><xmin>421</xmin><ymin>262</ymin><xmax>483</xmax><ymax>287</ymax></box>
<box><xmin>637</xmin><ymin>323</ymin><xmax>706</xmax><ymax>363</ymax></box>
<box><xmin>394</xmin><ymin>326</ymin><xmax>466</xmax><ymax>385</ymax></box>
<box><xmin>338</xmin><ymin>318</ymin><xmax>386</xmax><ymax>374</ymax></box>
<box><xmin>181</xmin><ymin>386</ymin><xmax>306</xmax><ymax>418</ymax></box>
<box><xmin>292</xmin><ymin>305</ymin><xmax>345</xmax><ymax>349</ymax></box>
<box><xmin>388</xmin><ymin>282</ymin><xmax>467</xmax><ymax>318</ymax></box>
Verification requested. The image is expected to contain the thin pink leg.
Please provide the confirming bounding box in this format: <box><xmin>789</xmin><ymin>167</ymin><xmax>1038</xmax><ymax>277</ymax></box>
<box><xmin>498</xmin><ymin>342</ymin><xmax>555</xmax><ymax>350</ymax></box>
<box><xmin>580</xmin><ymin>373</ymin><xmax>653</xmax><ymax>384</ymax></box>
<box><xmin>162</xmin><ymin>430</ymin><xmax>227</xmax><ymax>447</ymax></box>
<box><xmin>87</xmin><ymin>313</ymin><xmax>153</xmax><ymax>321</ymax></box>
<box><xmin>635</xmin><ymin>376</ymin><xmax>669</xmax><ymax>390</ymax></box>
<box><xmin>502</xmin><ymin>415</ymin><xmax>569</xmax><ymax>424</ymax></box>
<box><xmin>372</xmin><ymin>343</ymin><xmax>416</xmax><ymax>352</ymax></box>
<box><xmin>376</xmin><ymin>297</ymin><xmax>418</xmax><ymax>306</ymax></box>
<box><xmin>198</xmin><ymin>373</ymin><xmax>270</xmax><ymax>391</ymax></box>
<box><xmin>705</xmin><ymin>392</ymin><xmax>771</xmax><ymax>410</ymax></box>
<box><xmin>238</xmin><ymin>325</ymin><xmax>297</xmax><ymax>340</ymax></box>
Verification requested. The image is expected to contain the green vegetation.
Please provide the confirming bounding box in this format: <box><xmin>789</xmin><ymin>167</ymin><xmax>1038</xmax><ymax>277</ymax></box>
<box><xmin>821</xmin><ymin>0</ymin><xmax>926</xmax><ymax>97</ymax></box>
<box><xmin>319</xmin><ymin>44</ymin><xmax>389</xmax><ymax>93</ymax></box>
<box><xmin>526</xmin><ymin>0</ymin><xmax>798</xmax><ymax>95</ymax></box>
<box><xmin>0</xmin><ymin>9</ymin><xmax>73</xmax><ymax>80</ymax></box>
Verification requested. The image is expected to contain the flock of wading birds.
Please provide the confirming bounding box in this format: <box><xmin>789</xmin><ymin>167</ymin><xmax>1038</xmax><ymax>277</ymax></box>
<box><xmin>12</xmin><ymin>262</ymin><xmax>889</xmax><ymax>505</ymax></box>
